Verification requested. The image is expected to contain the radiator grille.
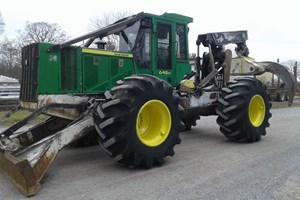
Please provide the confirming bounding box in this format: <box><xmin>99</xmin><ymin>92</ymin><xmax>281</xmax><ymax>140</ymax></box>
<box><xmin>20</xmin><ymin>44</ymin><xmax>39</xmax><ymax>102</ymax></box>
<box><xmin>61</xmin><ymin>48</ymin><xmax>77</xmax><ymax>90</ymax></box>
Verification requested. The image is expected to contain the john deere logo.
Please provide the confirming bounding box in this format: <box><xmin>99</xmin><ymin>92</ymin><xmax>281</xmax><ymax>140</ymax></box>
<box><xmin>159</xmin><ymin>70</ymin><xmax>171</xmax><ymax>75</ymax></box>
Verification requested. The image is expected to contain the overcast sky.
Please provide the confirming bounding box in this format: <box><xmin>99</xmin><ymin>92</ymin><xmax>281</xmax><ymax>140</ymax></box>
<box><xmin>1</xmin><ymin>0</ymin><xmax>299</xmax><ymax>62</ymax></box>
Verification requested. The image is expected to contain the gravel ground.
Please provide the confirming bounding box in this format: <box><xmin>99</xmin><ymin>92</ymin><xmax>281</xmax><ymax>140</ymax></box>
<box><xmin>0</xmin><ymin>107</ymin><xmax>300</xmax><ymax>200</ymax></box>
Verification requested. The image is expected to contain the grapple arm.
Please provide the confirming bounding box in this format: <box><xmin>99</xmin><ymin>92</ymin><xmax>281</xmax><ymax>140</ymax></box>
<box><xmin>230</xmin><ymin>57</ymin><xmax>296</xmax><ymax>105</ymax></box>
<box><xmin>258</xmin><ymin>61</ymin><xmax>297</xmax><ymax>105</ymax></box>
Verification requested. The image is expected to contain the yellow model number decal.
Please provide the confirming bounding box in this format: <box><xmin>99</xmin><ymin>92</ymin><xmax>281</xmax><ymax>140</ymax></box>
<box><xmin>82</xmin><ymin>48</ymin><xmax>133</xmax><ymax>58</ymax></box>
<box><xmin>159</xmin><ymin>70</ymin><xmax>171</xmax><ymax>75</ymax></box>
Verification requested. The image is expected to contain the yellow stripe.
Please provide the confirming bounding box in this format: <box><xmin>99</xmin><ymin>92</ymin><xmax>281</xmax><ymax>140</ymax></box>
<box><xmin>82</xmin><ymin>48</ymin><xmax>133</xmax><ymax>58</ymax></box>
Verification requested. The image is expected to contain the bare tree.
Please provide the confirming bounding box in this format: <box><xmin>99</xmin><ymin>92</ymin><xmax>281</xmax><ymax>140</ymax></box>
<box><xmin>281</xmin><ymin>59</ymin><xmax>300</xmax><ymax>76</ymax></box>
<box><xmin>0</xmin><ymin>12</ymin><xmax>5</xmax><ymax>35</ymax></box>
<box><xmin>88</xmin><ymin>11</ymin><xmax>132</xmax><ymax>50</ymax></box>
<box><xmin>281</xmin><ymin>60</ymin><xmax>296</xmax><ymax>71</ymax></box>
<box><xmin>17</xmin><ymin>21</ymin><xmax>68</xmax><ymax>46</ymax></box>
<box><xmin>0</xmin><ymin>21</ymin><xmax>68</xmax><ymax>80</ymax></box>
<box><xmin>0</xmin><ymin>38</ymin><xmax>21</xmax><ymax>80</ymax></box>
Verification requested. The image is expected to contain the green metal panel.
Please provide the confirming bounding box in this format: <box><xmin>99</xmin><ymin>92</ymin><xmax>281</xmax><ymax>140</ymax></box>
<box><xmin>83</xmin><ymin>55</ymin><xmax>100</xmax><ymax>89</ymax></box>
<box><xmin>37</xmin><ymin>43</ymin><xmax>82</xmax><ymax>94</ymax></box>
<box><xmin>176</xmin><ymin>60</ymin><xmax>192</xmax><ymax>81</ymax></box>
<box><xmin>110</xmin><ymin>57</ymin><xmax>134</xmax><ymax>87</ymax></box>
<box><xmin>82</xmin><ymin>49</ymin><xmax>134</xmax><ymax>93</ymax></box>
<box><xmin>37</xmin><ymin>43</ymin><xmax>61</xmax><ymax>94</ymax></box>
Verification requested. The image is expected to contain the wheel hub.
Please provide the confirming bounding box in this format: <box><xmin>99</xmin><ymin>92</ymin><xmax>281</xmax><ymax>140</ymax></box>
<box><xmin>248</xmin><ymin>95</ymin><xmax>266</xmax><ymax>127</ymax></box>
<box><xmin>136</xmin><ymin>100</ymin><xmax>171</xmax><ymax>147</ymax></box>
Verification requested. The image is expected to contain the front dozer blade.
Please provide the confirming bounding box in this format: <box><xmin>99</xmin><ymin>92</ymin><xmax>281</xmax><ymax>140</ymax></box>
<box><xmin>258</xmin><ymin>61</ymin><xmax>296</xmax><ymax>105</ymax></box>
<box><xmin>0</xmin><ymin>115</ymin><xmax>94</xmax><ymax>196</ymax></box>
<box><xmin>0</xmin><ymin>151</ymin><xmax>40</xmax><ymax>196</ymax></box>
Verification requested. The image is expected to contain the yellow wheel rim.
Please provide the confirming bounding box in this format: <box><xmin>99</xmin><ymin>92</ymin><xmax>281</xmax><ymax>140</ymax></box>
<box><xmin>248</xmin><ymin>95</ymin><xmax>265</xmax><ymax>127</ymax></box>
<box><xmin>136</xmin><ymin>100</ymin><xmax>171</xmax><ymax>147</ymax></box>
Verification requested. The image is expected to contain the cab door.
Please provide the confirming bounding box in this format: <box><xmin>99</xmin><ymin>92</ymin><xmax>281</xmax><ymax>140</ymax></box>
<box><xmin>153</xmin><ymin>22</ymin><xmax>175</xmax><ymax>84</ymax></box>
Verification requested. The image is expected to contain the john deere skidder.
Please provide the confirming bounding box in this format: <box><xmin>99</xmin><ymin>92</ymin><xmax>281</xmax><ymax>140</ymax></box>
<box><xmin>0</xmin><ymin>12</ymin><xmax>296</xmax><ymax>196</ymax></box>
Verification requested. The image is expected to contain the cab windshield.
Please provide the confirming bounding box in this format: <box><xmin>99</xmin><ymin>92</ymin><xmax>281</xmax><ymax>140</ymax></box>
<box><xmin>119</xmin><ymin>20</ymin><xmax>140</xmax><ymax>52</ymax></box>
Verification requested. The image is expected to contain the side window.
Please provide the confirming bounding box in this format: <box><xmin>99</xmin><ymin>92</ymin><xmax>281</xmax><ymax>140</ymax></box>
<box><xmin>157</xmin><ymin>23</ymin><xmax>171</xmax><ymax>69</ymax></box>
<box><xmin>176</xmin><ymin>24</ymin><xmax>187</xmax><ymax>60</ymax></box>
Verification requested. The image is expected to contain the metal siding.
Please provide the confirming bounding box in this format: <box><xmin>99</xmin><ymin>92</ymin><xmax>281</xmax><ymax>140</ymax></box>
<box><xmin>110</xmin><ymin>59</ymin><xmax>119</xmax><ymax>76</ymax></box>
<box><xmin>83</xmin><ymin>56</ymin><xmax>99</xmax><ymax>90</ymax></box>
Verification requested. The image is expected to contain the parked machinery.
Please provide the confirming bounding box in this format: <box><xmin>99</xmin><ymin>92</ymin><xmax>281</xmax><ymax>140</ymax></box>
<box><xmin>0</xmin><ymin>12</ymin><xmax>295</xmax><ymax>196</ymax></box>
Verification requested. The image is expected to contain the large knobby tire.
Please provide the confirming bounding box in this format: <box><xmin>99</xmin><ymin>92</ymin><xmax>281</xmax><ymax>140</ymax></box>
<box><xmin>93</xmin><ymin>75</ymin><xmax>181</xmax><ymax>168</ymax></box>
<box><xmin>216</xmin><ymin>77</ymin><xmax>272</xmax><ymax>142</ymax></box>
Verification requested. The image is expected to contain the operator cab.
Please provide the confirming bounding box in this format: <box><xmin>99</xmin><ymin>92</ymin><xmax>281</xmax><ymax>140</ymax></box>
<box><xmin>99</xmin><ymin>12</ymin><xmax>193</xmax><ymax>85</ymax></box>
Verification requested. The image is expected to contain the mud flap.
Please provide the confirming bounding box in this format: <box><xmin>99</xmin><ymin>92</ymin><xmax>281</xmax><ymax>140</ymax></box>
<box><xmin>258</xmin><ymin>61</ymin><xmax>296</xmax><ymax>105</ymax></box>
